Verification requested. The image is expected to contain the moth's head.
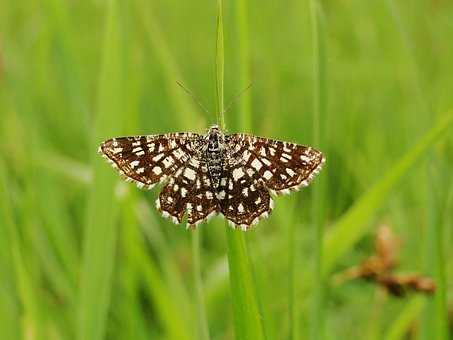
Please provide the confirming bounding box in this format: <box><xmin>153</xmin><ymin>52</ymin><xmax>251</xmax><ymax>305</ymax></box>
<box><xmin>207</xmin><ymin>124</ymin><xmax>220</xmax><ymax>133</ymax></box>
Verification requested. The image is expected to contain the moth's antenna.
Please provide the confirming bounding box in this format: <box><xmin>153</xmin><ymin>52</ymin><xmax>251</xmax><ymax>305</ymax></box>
<box><xmin>176</xmin><ymin>81</ymin><xmax>211</xmax><ymax>115</ymax></box>
<box><xmin>222</xmin><ymin>82</ymin><xmax>253</xmax><ymax>115</ymax></box>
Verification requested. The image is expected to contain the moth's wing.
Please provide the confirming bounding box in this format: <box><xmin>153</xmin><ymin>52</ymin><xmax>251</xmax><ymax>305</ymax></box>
<box><xmin>99</xmin><ymin>133</ymin><xmax>200</xmax><ymax>189</ymax></box>
<box><xmin>217</xmin><ymin>165</ymin><xmax>273</xmax><ymax>230</ymax></box>
<box><xmin>156</xmin><ymin>157</ymin><xmax>219</xmax><ymax>228</ymax></box>
<box><xmin>226</xmin><ymin>133</ymin><xmax>325</xmax><ymax>195</ymax></box>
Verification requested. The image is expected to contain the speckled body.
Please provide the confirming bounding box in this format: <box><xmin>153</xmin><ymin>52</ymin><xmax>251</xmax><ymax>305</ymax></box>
<box><xmin>204</xmin><ymin>126</ymin><xmax>225</xmax><ymax>190</ymax></box>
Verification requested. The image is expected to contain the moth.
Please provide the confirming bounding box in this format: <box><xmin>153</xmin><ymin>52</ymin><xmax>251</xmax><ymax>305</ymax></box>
<box><xmin>99</xmin><ymin>125</ymin><xmax>325</xmax><ymax>230</ymax></box>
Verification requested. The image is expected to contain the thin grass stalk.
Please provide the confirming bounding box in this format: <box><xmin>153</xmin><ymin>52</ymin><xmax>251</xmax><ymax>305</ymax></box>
<box><xmin>384</xmin><ymin>0</ymin><xmax>428</xmax><ymax>115</ymax></box>
<box><xmin>383</xmin><ymin>297</ymin><xmax>425</xmax><ymax>340</ymax></box>
<box><xmin>127</xmin><ymin>0</ymin><xmax>205</xmax><ymax>335</ymax></box>
<box><xmin>122</xmin><ymin>195</ymin><xmax>192</xmax><ymax>340</ymax></box>
<box><xmin>216</xmin><ymin>0</ymin><xmax>225</xmax><ymax>128</ymax></box>
<box><xmin>192</xmin><ymin>232</ymin><xmax>211</xmax><ymax>340</ymax></box>
<box><xmin>309</xmin><ymin>0</ymin><xmax>327</xmax><ymax>339</ymax></box>
<box><xmin>385</xmin><ymin>1</ymin><xmax>447</xmax><ymax>337</ymax></box>
<box><xmin>287</xmin><ymin>201</ymin><xmax>299</xmax><ymax>340</ymax></box>
<box><xmin>420</xmin><ymin>160</ymin><xmax>448</xmax><ymax>340</ymax></box>
<box><xmin>133</xmin><ymin>0</ymin><xmax>202</xmax><ymax>129</ymax></box>
<box><xmin>0</xmin><ymin>163</ymin><xmax>41</xmax><ymax>339</ymax></box>
<box><xmin>429</xmin><ymin>168</ymin><xmax>449</xmax><ymax>340</ymax></box>
<box><xmin>133</xmin><ymin>0</ymin><xmax>208</xmax><ymax>335</ymax></box>
<box><xmin>235</xmin><ymin>0</ymin><xmax>252</xmax><ymax>132</ymax></box>
<box><xmin>217</xmin><ymin>1</ymin><xmax>265</xmax><ymax>339</ymax></box>
<box><xmin>77</xmin><ymin>1</ymin><xmax>123</xmax><ymax>339</ymax></box>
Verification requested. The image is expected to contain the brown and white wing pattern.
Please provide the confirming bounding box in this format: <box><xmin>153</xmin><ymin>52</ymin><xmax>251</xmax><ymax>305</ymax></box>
<box><xmin>219</xmin><ymin>133</ymin><xmax>325</xmax><ymax>229</ymax></box>
<box><xmin>98</xmin><ymin>133</ymin><xmax>200</xmax><ymax>190</ymax></box>
<box><xmin>217</xmin><ymin>167</ymin><xmax>273</xmax><ymax>230</ymax></box>
<box><xmin>156</xmin><ymin>157</ymin><xmax>219</xmax><ymax>228</ymax></box>
<box><xmin>226</xmin><ymin>133</ymin><xmax>325</xmax><ymax>195</ymax></box>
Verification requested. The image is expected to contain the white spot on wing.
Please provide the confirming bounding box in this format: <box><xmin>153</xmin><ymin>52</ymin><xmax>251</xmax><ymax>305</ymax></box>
<box><xmin>190</xmin><ymin>159</ymin><xmax>200</xmax><ymax>168</ymax></box>
<box><xmin>251</xmin><ymin>158</ymin><xmax>262</xmax><ymax>171</ymax></box>
<box><xmin>282</xmin><ymin>153</ymin><xmax>292</xmax><ymax>160</ymax></box>
<box><xmin>242</xmin><ymin>150</ymin><xmax>252</xmax><ymax>162</ymax></box>
<box><xmin>286</xmin><ymin>168</ymin><xmax>296</xmax><ymax>176</ymax></box>
<box><xmin>217</xmin><ymin>190</ymin><xmax>226</xmax><ymax>200</ymax></box>
<box><xmin>162</xmin><ymin>156</ymin><xmax>174</xmax><ymax>168</ymax></box>
<box><xmin>183</xmin><ymin>167</ymin><xmax>196</xmax><ymax>181</ymax></box>
<box><xmin>232</xmin><ymin>167</ymin><xmax>245</xmax><ymax>181</ymax></box>
<box><xmin>152</xmin><ymin>153</ymin><xmax>165</xmax><ymax>162</ymax></box>
<box><xmin>300</xmin><ymin>154</ymin><xmax>311</xmax><ymax>163</ymax></box>
<box><xmin>263</xmin><ymin>170</ymin><xmax>273</xmax><ymax>180</ymax></box>
<box><xmin>262</xmin><ymin>158</ymin><xmax>271</xmax><ymax>166</ymax></box>
<box><xmin>246</xmin><ymin>168</ymin><xmax>255</xmax><ymax>177</ymax></box>
<box><xmin>173</xmin><ymin>148</ymin><xmax>185</xmax><ymax>160</ymax></box>
<box><xmin>130</xmin><ymin>160</ymin><xmax>140</xmax><ymax>168</ymax></box>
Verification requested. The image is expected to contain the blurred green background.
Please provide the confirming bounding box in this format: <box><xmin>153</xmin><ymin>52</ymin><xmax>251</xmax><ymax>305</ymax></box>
<box><xmin>1</xmin><ymin>0</ymin><xmax>452</xmax><ymax>339</ymax></box>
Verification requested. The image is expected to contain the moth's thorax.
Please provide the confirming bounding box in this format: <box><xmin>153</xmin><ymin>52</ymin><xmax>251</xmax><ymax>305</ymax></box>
<box><xmin>204</xmin><ymin>125</ymin><xmax>226</xmax><ymax>189</ymax></box>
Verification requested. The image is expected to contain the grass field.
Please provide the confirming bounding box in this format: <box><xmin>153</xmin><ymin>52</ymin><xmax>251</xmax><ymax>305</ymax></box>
<box><xmin>1</xmin><ymin>1</ymin><xmax>452</xmax><ymax>339</ymax></box>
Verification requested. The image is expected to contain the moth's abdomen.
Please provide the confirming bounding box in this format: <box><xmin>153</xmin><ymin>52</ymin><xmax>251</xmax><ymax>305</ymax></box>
<box><xmin>206</xmin><ymin>150</ymin><xmax>224</xmax><ymax>189</ymax></box>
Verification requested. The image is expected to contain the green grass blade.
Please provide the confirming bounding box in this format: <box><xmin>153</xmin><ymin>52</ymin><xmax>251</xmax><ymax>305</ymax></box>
<box><xmin>76</xmin><ymin>1</ymin><xmax>124</xmax><ymax>339</ymax></box>
<box><xmin>133</xmin><ymin>0</ymin><xmax>202</xmax><ymax>129</ymax></box>
<box><xmin>0</xmin><ymin>163</ymin><xmax>40</xmax><ymax>339</ymax></box>
<box><xmin>323</xmin><ymin>111</ymin><xmax>453</xmax><ymax>275</ymax></box>
<box><xmin>419</xmin><ymin>161</ymin><xmax>449</xmax><ymax>340</ymax></box>
<box><xmin>121</xmin><ymin>195</ymin><xmax>193</xmax><ymax>340</ymax></box>
<box><xmin>286</xmin><ymin>202</ymin><xmax>300</xmax><ymax>340</ymax></box>
<box><xmin>216</xmin><ymin>0</ymin><xmax>225</xmax><ymax>128</ymax></box>
<box><xmin>132</xmin><ymin>2</ymin><xmax>209</xmax><ymax>336</ymax></box>
<box><xmin>235</xmin><ymin>0</ymin><xmax>252</xmax><ymax>132</ymax></box>
<box><xmin>309</xmin><ymin>1</ymin><xmax>328</xmax><ymax>339</ymax></box>
<box><xmin>219</xmin><ymin>1</ymin><xmax>265</xmax><ymax>339</ymax></box>
<box><xmin>226</xmin><ymin>230</ymin><xmax>266</xmax><ymax>340</ymax></box>
<box><xmin>383</xmin><ymin>297</ymin><xmax>425</xmax><ymax>340</ymax></box>
<box><xmin>192</xmin><ymin>232</ymin><xmax>211</xmax><ymax>340</ymax></box>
